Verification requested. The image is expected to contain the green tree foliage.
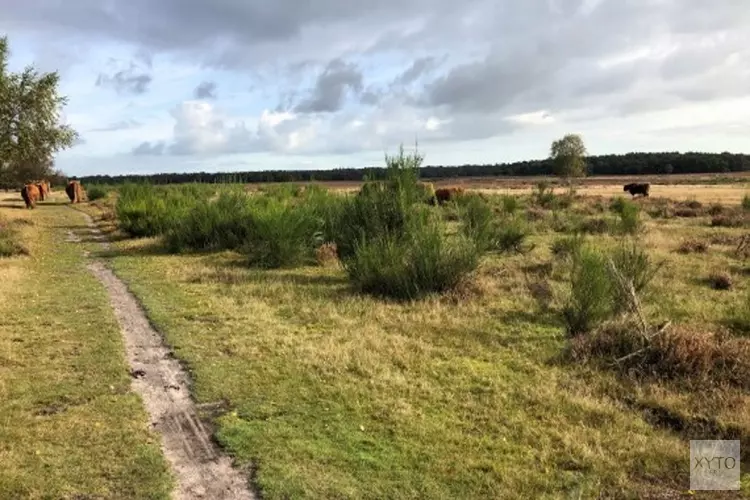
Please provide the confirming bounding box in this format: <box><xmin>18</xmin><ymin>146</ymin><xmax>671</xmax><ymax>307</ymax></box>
<box><xmin>0</xmin><ymin>36</ymin><xmax>78</xmax><ymax>188</ymax></box>
<box><xmin>550</xmin><ymin>133</ymin><xmax>587</xmax><ymax>182</ymax></box>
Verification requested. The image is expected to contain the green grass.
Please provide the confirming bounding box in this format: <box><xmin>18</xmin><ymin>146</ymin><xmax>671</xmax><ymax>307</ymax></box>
<box><xmin>0</xmin><ymin>198</ymin><xmax>172</xmax><ymax>499</ymax></box>
<box><xmin>92</xmin><ymin>194</ymin><xmax>750</xmax><ymax>498</ymax></box>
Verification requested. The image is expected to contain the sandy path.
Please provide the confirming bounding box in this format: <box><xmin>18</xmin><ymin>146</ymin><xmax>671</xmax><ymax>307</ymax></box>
<box><xmin>73</xmin><ymin>210</ymin><xmax>255</xmax><ymax>500</ymax></box>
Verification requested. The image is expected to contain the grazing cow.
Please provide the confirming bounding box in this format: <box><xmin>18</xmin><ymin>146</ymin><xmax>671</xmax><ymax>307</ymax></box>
<box><xmin>434</xmin><ymin>187</ymin><xmax>465</xmax><ymax>205</ymax></box>
<box><xmin>623</xmin><ymin>182</ymin><xmax>650</xmax><ymax>198</ymax></box>
<box><xmin>35</xmin><ymin>180</ymin><xmax>50</xmax><ymax>201</ymax></box>
<box><xmin>66</xmin><ymin>180</ymin><xmax>84</xmax><ymax>203</ymax></box>
<box><xmin>21</xmin><ymin>184</ymin><xmax>41</xmax><ymax>209</ymax></box>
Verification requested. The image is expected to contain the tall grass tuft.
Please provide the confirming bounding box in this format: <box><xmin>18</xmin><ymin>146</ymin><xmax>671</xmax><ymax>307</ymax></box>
<box><xmin>500</xmin><ymin>195</ymin><xmax>520</xmax><ymax>214</ymax></box>
<box><xmin>743</xmin><ymin>193</ymin><xmax>750</xmax><ymax>211</ymax></box>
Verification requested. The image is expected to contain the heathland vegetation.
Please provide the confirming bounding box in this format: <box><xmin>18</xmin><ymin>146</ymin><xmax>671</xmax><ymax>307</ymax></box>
<box><xmin>64</xmin><ymin>143</ymin><xmax>749</xmax><ymax>497</ymax></box>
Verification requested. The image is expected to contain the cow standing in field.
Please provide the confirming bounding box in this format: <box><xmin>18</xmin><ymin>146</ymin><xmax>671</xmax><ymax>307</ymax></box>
<box><xmin>21</xmin><ymin>184</ymin><xmax>41</xmax><ymax>209</ymax></box>
<box><xmin>434</xmin><ymin>187</ymin><xmax>465</xmax><ymax>205</ymax></box>
<box><xmin>66</xmin><ymin>180</ymin><xmax>84</xmax><ymax>203</ymax></box>
<box><xmin>35</xmin><ymin>180</ymin><xmax>50</xmax><ymax>201</ymax></box>
<box><xmin>623</xmin><ymin>183</ymin><xmax>650</xmax><ymax>198</ymax></box>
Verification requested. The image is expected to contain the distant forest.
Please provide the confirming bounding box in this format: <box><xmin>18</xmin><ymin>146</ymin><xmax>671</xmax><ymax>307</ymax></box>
<box><xmin>78</xmin><ymin>152</ymin><xmax>750</xmax><ymax>185</ymax></box>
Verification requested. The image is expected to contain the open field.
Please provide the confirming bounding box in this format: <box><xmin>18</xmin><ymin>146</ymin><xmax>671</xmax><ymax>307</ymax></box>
<box><xmin>0</xmin><ymin>193</ymin><xmax>173</xmax><ymax>499</ymax></box>
<box><xmin>3</xmin><ymin>173</ymin><xmax>750</xmax><ymax>499</ymax></box>
<box><xmin>247</xmin><ymin>172</ymin><xmax>750</xmax><ymax>205</ymax></box>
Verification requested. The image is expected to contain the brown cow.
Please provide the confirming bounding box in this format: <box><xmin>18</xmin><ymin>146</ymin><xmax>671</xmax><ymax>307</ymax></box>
<box><xmin>434</xmin><ymin>187</ymin><xmax>465</xmax><ymax>205</ymax></box>
<box><xmin>35</xmin><ymin>180</ymin><xmax>51</xmax><ymax>201</ymax></box>
<box><xmin>65</xmin><ymin>180</ymin><xmax>84</xmax><ymax>203</ymax></box>
<box><xmin>21</xmin><ymin>184</ymin><xmax>41</xmax><ymax>209</ymax></box>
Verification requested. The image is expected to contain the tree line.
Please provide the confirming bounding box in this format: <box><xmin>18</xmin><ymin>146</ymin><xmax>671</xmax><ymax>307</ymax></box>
<box><xmin>78</xmin><ymin>151</ymin><xmax>750</xmax><ymax>186</ymax></box>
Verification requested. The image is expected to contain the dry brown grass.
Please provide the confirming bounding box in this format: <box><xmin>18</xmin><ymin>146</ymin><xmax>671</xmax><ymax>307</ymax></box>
<box><xmin>677</xmin><ymin>239</ymin><xmax>708</xmax><ymax>254</ymax></box>
<box><xmin>708</xmin><ymin>271</ymin><xmax>734</xmax><ymax>290</ymax></box>
<box><xmin>570</xmin><ymin>322</ymin><xmax>750</xmax><ymax>389</ymax></box>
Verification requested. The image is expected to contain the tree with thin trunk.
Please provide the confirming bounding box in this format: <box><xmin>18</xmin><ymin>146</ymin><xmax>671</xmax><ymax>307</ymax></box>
<box><xmin>550</xmin><ymin>134</ymin><xmax>587</xmax><ymax>189</ymax></box>
<box><xmin>0</xmin><ymin>36</ymin><xmax>78</xmax><ymax>188</ymax></box>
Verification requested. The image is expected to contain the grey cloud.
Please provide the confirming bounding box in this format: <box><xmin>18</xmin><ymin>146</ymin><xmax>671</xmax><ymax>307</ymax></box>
<box><xmin>193</xmin><ymin>80</ymin><xmax>217</xmax><ymax>99</ymax></box>
<box><xmin>96</xmin><ymin>63</ymin><xmax>153</xmax><ymax>95</ymax></box>
<box><xmin>132</xmin><ymin>141</ymin><xmax>166</xmax><ymax>156</ymax></box>
<box><xmin>294</xmin><ymin>59</ymin><xmax>363</xmax><ymax>113</ymax></box>
<box><xmin>393</xmin><ymin>57</ymin><xmax>438</xmax><ymax>86</ymax></box>
<box><xmin>91</xmin><ymin>119</ymin><xmax>142</xmax><ymax>132</ymax></box>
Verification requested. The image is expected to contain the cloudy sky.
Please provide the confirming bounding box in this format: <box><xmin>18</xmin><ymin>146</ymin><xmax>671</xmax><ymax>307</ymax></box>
<box><xmin>3</xmin><ymin>0</ymin><xmax>749</xmax><ymax>176</ymax></box>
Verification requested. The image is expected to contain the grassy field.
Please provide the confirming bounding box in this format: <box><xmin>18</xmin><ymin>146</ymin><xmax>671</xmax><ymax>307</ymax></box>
<box><xmin>0</xmin><ymin>194</ymin><xmax>173</xmax><ymax>499</ymax></box>
<box><xmin>73</xmin><ymin>172</ymin><xmax>749</xmax><ymax>499</ymax></box>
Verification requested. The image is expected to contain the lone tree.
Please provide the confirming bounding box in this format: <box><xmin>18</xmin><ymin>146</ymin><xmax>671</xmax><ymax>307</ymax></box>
<box><xmin>0</xmin><ymin>36</ymin><xmax>78</xmax><ymax>188</ymax></box>
<box><xmin>550</xmin><ymin>133</ymin><xmax>587</xmax><ymax>186</ymax></box>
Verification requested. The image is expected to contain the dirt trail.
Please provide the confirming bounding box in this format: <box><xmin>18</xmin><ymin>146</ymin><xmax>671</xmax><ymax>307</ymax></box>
<box><xmin>74</xmin><ymin>210</ymin><xmax>255</xmax><ymax>500</ymax></box>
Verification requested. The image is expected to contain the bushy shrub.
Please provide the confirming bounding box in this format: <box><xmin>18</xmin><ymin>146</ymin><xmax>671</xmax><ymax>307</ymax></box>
<box><xmin>244</xmin><ymin>199</ymin><xmax>322</xmax><ymax>268</ymax></box>
<box><xmin>86</xmin><ymin>184</ymin><xmax>109</xmax><ymax>201</ymax></box>
<box><xmin>459</xmin><ymin>195</ymin><xmax>528</xmax><ymax>253</ymax></box>
<box><xmin>494</xmin><ymin>217</ymin><xmax>529</xmax><ymax>253</ymax></box>
<box><xmin>532</xmin><ymin>181</ymin><xmax>556</xmax><ymax>208</ymax></box>
<box><xmin>116</xmin><ymin>183</ymin><xmax>206</xmax><ymax>237</ymax></box>
<box><xmin>335</xmin><ymin>147</ymin><xmax>427</xmax><ymax>261</ymax></box>
<box><xmin>609</xmin><ymin>241</ymin><xmax>663</xmax><ymax>313</ymax></box>
<box><xmin>338</xmin><ymin>146</ymin><xmax>482</xmax><ymax>299</ymax></box>
<box><xmin>345</xmin><ymin>220</ymin><xmax>480</xmax><ymax>300</ymax></box>
<box><xmin>550</xmin><ymin>233</ymin><xmax>585</xmax><ymax>259</ymax></box>
<box><xmin>165</xmin><ymin>192</ymin><xmax>254</xmax><ymax>252</ymax></box>
<box><xmin>500</xmin><ymin>195</ymin><xmax>520</xmax><ymax>214</ymax></box>
<box><xmin>562</xmin><ymin>246</ymin><xmax>614</xmax><ymax>336</ymax></box>
<box><xmin>611</xmin><ymin>198</ymin><xmax>642</xmax><ymax>234</ymax></box>
<box><xmin>459</xmin><ymin>194</ymin><xmax>494</xmax><ymax>251</ymax></box>
<box><xmin>562</xmin><ymin>240</ymin><xmax>661</xmax><ymax>335</ymax></box>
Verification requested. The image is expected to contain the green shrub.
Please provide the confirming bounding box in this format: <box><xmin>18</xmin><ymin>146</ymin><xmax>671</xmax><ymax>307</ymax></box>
<box><xmin>533</xmin><ymin>181</ymin><xmax>556</xmax><ymax>208</ymax></box>
<box><xmin>459</xmin><ymin>194</ymin><xmax>495</xmax><ymax>251</ymax></box>
<box><xmin>86</xmin><ymin>184</ymin><xmax>109</xmax><ymax>201</ymax></box>
<box><xmin>116</xmin><ymin>183</ymin><xmax>206</xmax><ymax>237</ymax></box>
<box><xmin>165</xmin><ymin>192</ymin><xmax>254</xmax><ymax>252</ymax></box>
<box><xmin>494</xmin><ymin>217</ymin><xmax>529</xmax><ymax>253</ymax></box>
<box><xmin>335</xmin><ymin>147</ymin><xmax>426</xmax><ymax>260</ymax></box>
<box><xmin>338</xmin><ymin>146</ymin><xmax>483</xmax><ymax>299</ymax></box>
<box><xmin>743</xmin><ymin>194</ymin><xmax>750</xmax><ymax>211</ymax></box>
<box><xmin>613</xmin><ymin>199</ymin><xmax>642</xmax><ymax>235</ymax></box>
<box><xmin>563</xmin><ymin>246</ymin><xmax>614</xmax><ymax>336</ymax></box>
<box><xmin>550</xmin><ymin>233</ymin><xmax>585</xmax><ymax>259</ymax></box>
<box><xmin>244</xmin><ymin>199</ymin><xmax>321</xmax><ymax>268</ymax></box>
<box><xmin>345</xmin><ymin>220</ymin><xmax>480</xmax><ymax>300</ymax></box>
<box><xmin>500</xmin><ymin>195</ymin><xmax>520</xmax><ymax>214</ymax></box>
<box><xmin>609</xmin><ymin>241</ymin><xmax>663</xmax><ymax>313</ymax></box>
<box><xmin>562</xmin><ymin>240</ymin><xmax>661</xmax><ymax>335</ymax></box>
